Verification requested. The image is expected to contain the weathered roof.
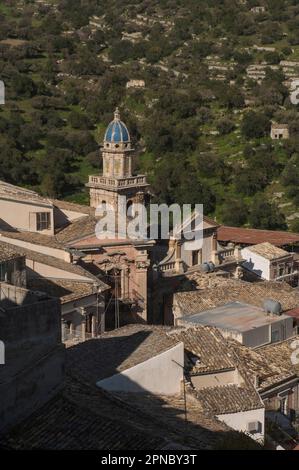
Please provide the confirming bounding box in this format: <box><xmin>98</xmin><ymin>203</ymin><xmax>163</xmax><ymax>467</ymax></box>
<box><xmin>177</xmin><ymin>301</ymin><xmax>290</xmax><ymax>333</ymax></box>
<box><xmin>0</xmin><ymin>229</ymin><xmax>64</xmax><ymax>250</ymax></box>
<box><xmin>285</xmin><ymin>307</ymin><xmax>299</xmax><ymax>322</ymax></box>
<box><xmin>55</xmin><ymin>216</ymin><xmax>97</xmax><ymax>244</ymax></box>
<box><xmin>228</xmin><ymin>339</ymin><xmax>296</xmax><ymax>393</ymax></box>
<box><xmin>0</xmin><ymin>180</ymin><xmax>52</xmax><ymax>206</ymax></box>
<box><xmin>27</xmin><ymin>278</ymin><xmax>97</xmax><ymax>304</ymax></box>
<box><xmin>0</xmin><ymin>240</ymin><xmax>109</xmax><ymax>290</ymax></box>
<box><xmin>110</xmin><ymin>390</ymin><xmax>243</xmax><ymax>449</ymax></box>
<box><xmin>0</xmin><ymin>241</ymin><xmax>23</xmax><ymax>262</ymax></box>
<box><xmin>217</xmin><ymin>225</ymin><xmax>299</xmax><ymax>247</ymax></box>
<box><xmin>196</xmin><ymin>384</ymin><xmax>263</xmax><ymax>415</ymax></box>
<box><xmin>167</xmin><ymin>326</ymin><xmax>235</xmax><ymax>374</ymax></box>
<box><xmin>52</xmin><ymin>199</ymin><xmax>94</xmax><ymax>216</ymax></box>
<box><xmin>174</xmin><ymin>277</ymin><xmax>299</xmax><ymax>315</ymax></box>
<box><xmin>66</xmin><ymin>325</ymin><xmax>181</xmax><ymax>384</ymax></box>
<box><xmin>271</xmin><ymin>123</ymin><xmax>289</xmax><ymax>130</ymax></box>
<box><xmin>0</xmin><ymin>371</ymin><xmax>256</xmax><ymax>450</ymax></box>
<box><xmin>0</xmin><ymin>393</ymin><xmax>163</xmax><ymax>450</ymax></box>
<box><xmin>245</xmin><ymin>242</ymin><xmax>290</xmax><ymax>260</ymax></box>
<box><xmin>259</xmin><ymin>336</ymin><xmax>299</xmax><ymax>377</ymax></box>
<box><xmin>0</xmin><ymin>325</ymin><xmax>261</xmax><ymax>450</ymax></box>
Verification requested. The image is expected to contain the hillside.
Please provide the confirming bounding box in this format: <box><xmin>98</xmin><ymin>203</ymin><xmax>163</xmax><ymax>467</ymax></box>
<box><xmin>1</xmin><ymin>0</ymin><xmax>299</xmax><ymax>230</ymax></box>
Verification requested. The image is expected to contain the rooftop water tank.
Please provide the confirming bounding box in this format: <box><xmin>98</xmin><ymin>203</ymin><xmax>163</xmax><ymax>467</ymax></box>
<box><xmin>208</xmin><ymin>261</ymin><xmax>215</xmax><ymax>272</ymax></box>
<box><xmin>263</xmin><ymin>299</ymin><xmax>282</xmax><ymax>315</ymax></box>
<box><xmin>199</xmin><ymin>262</ymin><xmax>210</xmax><ymax>273</ymax></box>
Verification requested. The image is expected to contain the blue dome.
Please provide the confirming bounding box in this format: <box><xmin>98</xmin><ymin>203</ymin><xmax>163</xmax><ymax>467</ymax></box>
<box><xmin>104</xmin><ymin>108</ymin><xmax>130</xmax><ymax>143</ymax></box>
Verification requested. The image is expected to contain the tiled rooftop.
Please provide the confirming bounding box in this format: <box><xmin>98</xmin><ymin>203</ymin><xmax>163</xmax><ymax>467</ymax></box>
<box><xmin>168</xmin><ymin>326</ymin><xmax>235</xmax><ymax>374</ymax></box>
<box><xmin>66</xmin><ymin>324</ymin><xmax>181</xmax><ymax>384</ymax></box>
<box><xmin>0</xmin><ymin>180</ymin><xmax>51</xmax><ymax>206</ymax></box>
<box><xmin>0</xmin><ymin>393</ymin><xmax>163</xmax><ymax>450</ymax></box>
<box><xmin>27</xmin><ymin>278</ymin><xmax>97</xmax><ymax>304</ymax></box>
<box><xmin>0</xmin><ymin>240</ymin><xmax>108</xmax><ymax>289</ymax></box>
<box><xmin>228</xmin><ymin>339</ymin><xmax>296</xmax><ymax>393</ymax></box>
<box><xmin>245</xmin><ymin>242</ymin><xmax>290</xmax><ymax>260</ymax></box>
<box><xmin>55</xmin><ymin>215</ymin><xmax>98</xmax><ymax>244</ymax></box>
<box><xmin>0</xmin><ymin>241</ymin><xmax>23</xmax><ymax>262</ymax></box>
<box><xmin>196</xmin><ymin>384</ymin><xmax>263</xmax><ymax>415</ymax></box>
<box><xmin>167</xmin><ymin>326</ymin><xmax>296</xmax><ymax>396</ymax></box>
<box><xmin>110</xmin><ymin>390</ymin><xmax>239</xmax><ymax>449</ymax></box>
<box><xmin>271</xmin><ymin>123</ymin><xmax>289</xmax><ymax>130</ymax></box>
<box><xmin>217</xmin><ymin>225</ymin><xmax>299</xmax><ymax>247</ymax></box>
<box><xmin>52</xmin><ymin>199</ymin><xmax>94</xmax><ymax>216</ymax></box>
<box><xmin>0</xmin><ymin>324</ymin><xmax>263</xmax><ymax>450</ymax></box>
<box><xmin>0</xmin><ymin>229</ymin><xmax>64</xmax><ymax>249</ymax></box>
<box><xmin>259</xmin><ymin>336</ymin><xmax>299</xmax><ymax>377</ymax></box>
<box><xmin>174</xmin><ymin>277</ymin><xmax>299</xmax><ymax>315</ymax></box>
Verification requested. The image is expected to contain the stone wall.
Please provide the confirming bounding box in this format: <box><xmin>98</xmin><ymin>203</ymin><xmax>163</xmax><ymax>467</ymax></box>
<box><xmin>0</xmin><ymin>291</ymin><xmax>65</xmax><ymax>435</ymax></box>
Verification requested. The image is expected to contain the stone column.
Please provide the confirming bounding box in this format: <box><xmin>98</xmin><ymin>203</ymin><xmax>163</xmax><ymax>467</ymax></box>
<box><xmin>121</xmin><ymin>266</ymin><xmax>129</xmax><ymax>299</ymax></box>
<box><xmin>81</xmin><ymin>320</ymin><xmax>86</xmax><ymax>342</ymax></box>
<box><xmin>79</xmin><ymin>307</ymin><xmax>86</xmax><ymax>342</ymax></box>
<box><xmin>61</xmin><ymin>321</ymin><xmax>67</xmax><ymax>342</ymax></box>
<box><xmin>91</xmin><ymin>315</ymin><xmax>96</xmax><ymax>338</ymax></box>
<box><xmin>135</xmin><ymin>255</ymin><xmax>150</xmax><ymax>322</ymax></box>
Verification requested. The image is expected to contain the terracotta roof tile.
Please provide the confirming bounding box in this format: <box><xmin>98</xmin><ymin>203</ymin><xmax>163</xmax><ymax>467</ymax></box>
<box><xmin>174</xmin><ymin>278</ymin><xmax>299</xmax><ymax>315</ymax></box>
<box><xmin>217</xmin><ymin>226</ymin><xmax>299</xmax><ymax>247</ymax></box>
<box><xmin>196</xmin><ymin>384</ymin><xmax>263</xmax><ymax>415</ymax></box>
<box><xmin>227</xmin><ymin>339</ymin><xmax>296</xmax><ymax>393</ymax></box>
<box><xmin>245</xmin><ymin>242</ymin><xmax>290</xmax><ymax>260</ymax></box>
<box><xmin>0</xmin><ymin>240</ymin><xmax>109</xmax><ymax>290</ymax></box>
<box><xmin>27</xmin><ymin>278</ymin><xmax>97</xmax><ymax>304</ymax></box>
<box><xmin>0</xmin><ymin>241</ymin><xmax>23</xmax><ymax>262</ymax></box>
<box><xmin>52</xmin><ymin>199</ymin><xmax>94</xmax><ymax>216</ymax></box>
<box><xmin>55</xmin><ymin>216</ymin><xmax>97</xmax><ymax>244</ymax></box>
<box><xmin>66</xmin><ymin>325</ymin><xmax>181</xmax><ymax>384</ymax></box>
<box><xmin>167</xmin><ymin>326</ymin><xmax>235</xmax><ymax>373</ymax></box>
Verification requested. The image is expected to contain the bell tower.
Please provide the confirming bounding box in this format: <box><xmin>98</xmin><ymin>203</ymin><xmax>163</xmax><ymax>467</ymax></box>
<box><xmin>87</xmin><ymin>108</ymin><xmax>150</xmax><ymax>214</ymax></box>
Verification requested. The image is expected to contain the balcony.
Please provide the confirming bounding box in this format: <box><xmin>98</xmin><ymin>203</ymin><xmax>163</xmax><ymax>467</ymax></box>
<box><xmin>87</xmin><ymin>175</ymin><xmax>148</xmax><ymax>189</ymax></box>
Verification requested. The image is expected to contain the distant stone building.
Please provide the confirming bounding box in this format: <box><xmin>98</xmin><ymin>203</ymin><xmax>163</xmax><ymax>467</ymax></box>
<box><xmin>0</xmin><ymin>182</ymin><xmax>109</xmax><ymax>340</ymax></box>
<box><xmin>176</xmin><ymin>301</ymin><xmax>294</xmax><ymax>348</ymax></box>
<box><xmin>126</xmin><ymin>80</ymin><xmax>145</xmax><ymax>89</ymax></box>
<box><xmin>0</xmin><ymin>242</ymin><xmax>26</xmax><ymax>288</ymax></box>
<box><xmin>242</xmin><ymin>242</ymin><xmax>298</xmax><ymax>285</ymax></box>
<box><xmin>271</xmin><ymin>123</ymin><xmax>290</xmax><ymax>140</ymax></box>
<box><xmin>250</xmin><ymin>6</ymin><xmax>266</xmax><ymax>14</ymax></box>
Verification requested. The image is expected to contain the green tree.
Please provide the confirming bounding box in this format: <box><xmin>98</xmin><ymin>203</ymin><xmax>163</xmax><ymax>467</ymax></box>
<box><xmin>248</xmin><ymin>196</ymin><xmax>287</xmax><ymax>230</ymax></box>
<box><xmin>241</xmin><ymin>111</ymin><xmax>270</xmax><ymax>139</ymax></box>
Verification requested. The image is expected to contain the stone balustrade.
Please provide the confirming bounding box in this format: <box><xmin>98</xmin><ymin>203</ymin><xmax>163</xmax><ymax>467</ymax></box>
<box><xmin>88</xmin><ymin>175</ymin><xmax>147</xmax><ymax>188</ymax></box>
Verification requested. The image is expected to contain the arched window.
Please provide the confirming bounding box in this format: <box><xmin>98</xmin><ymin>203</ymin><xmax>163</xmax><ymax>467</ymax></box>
<box><xmin>127</xmin><ymin>200</ymin><xmax>133</xmax><ymax>218</ymax></box>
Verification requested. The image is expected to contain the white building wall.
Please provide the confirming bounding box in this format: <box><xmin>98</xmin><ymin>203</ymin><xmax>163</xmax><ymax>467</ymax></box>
<box><xmin>0</xmin><ymin>236</ymin><xmax>71</xmax><ymax>262</ymax></box>
<box><xmin>25</xmin><ymin>260</ymin><xmax>92</xmax><ymax>282</ymax></box>
<box><xmin>191</xmin><ymin>369</ymin><xmax>236</xmax><ymax>389</ymax></box>
<box><xmin>54</xmin><ymin>207</ymin><xmax>88</xmax><ymax>227</ymax></box>
<box><xmin>241</xmin><ymin>248</ymin><xmax>270</xmax><ymax>280</ymax></box>
<box><xmin>217</xmin><ymin>408</ymin><xmax>265</xmax><ymax>443</ymax></box>
<box><xmin>0</xmin><ymin>198</ymin><xmax>54</xmax><ymax>235</ymax></box>
<box><xmin>97</xmin><ymin>342</ymin><xmax>184</xmax><ymax>394</ymax></box>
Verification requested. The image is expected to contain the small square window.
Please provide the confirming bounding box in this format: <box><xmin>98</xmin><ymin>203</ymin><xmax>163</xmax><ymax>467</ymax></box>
<box><xmin>36</xmin><ymin>212</ymin><xmax>51</xmax><ymax>231</ymax></box>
